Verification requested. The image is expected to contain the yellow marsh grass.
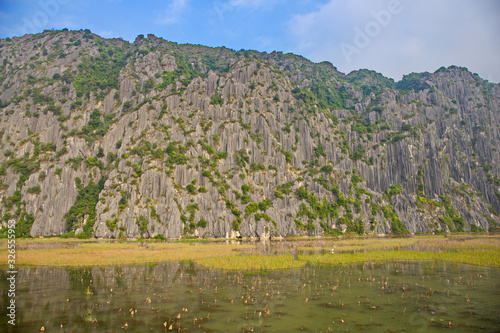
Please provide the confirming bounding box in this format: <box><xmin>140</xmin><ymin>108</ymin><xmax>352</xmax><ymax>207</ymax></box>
<box><xmin>1</xmin><ymin>235</ymin><xmax>499</xmax><ymax>269</ymax></box>
<box><xmin>300</xmin><ymin>235</ymin><xmax>500</xmax><ymax>267</ymax></box>
<box><xmin>1</xmin><ymin>241</ymin><xmax>252</xmax><ymax>267</ymax></box>
<box><xmin>296</xmin><ymin>236</ymin><xmax>426</xmax><ymax>253</ymax></box>
<box><xmin>300</xmin><ymin>249</ymin><xmax>500</xmax><ymax>267</ymax></box>
<box><xmin>417</xmin><ymin>235</ymin><xmax>500</xmax><ymax>251</ymax></box>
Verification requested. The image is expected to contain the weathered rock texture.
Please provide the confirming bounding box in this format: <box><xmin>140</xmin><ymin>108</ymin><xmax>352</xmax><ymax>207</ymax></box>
<box><xmin>0</xmin><ymin>30</ymin><xmax>498</xmax><ymax>238</ymax></box>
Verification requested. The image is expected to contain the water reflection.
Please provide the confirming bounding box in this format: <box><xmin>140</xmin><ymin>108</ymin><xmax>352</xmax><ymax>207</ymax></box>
<box><xmin>1</xmin><ymin>261</ymin><xmax>499</xmax><ymax>332</ymax></box>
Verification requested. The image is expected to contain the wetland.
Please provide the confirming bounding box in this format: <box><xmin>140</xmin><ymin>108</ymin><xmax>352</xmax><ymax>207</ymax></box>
<box><xmin>1</xmin><ymin>235</ymin><xmax>499</xmax><ymax>332</ymax></box>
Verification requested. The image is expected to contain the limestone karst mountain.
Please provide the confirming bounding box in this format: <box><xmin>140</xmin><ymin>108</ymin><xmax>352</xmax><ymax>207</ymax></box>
<box><xmin>0</xmin><ymin>29</ymin><xmax>499</xmax><ymax>238</ymax></box>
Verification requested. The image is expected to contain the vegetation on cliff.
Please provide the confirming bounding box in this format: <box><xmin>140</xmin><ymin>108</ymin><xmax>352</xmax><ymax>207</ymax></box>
<box><xmin>0</xmin><ymin>29</ymin><xmax>498</xmax><ymax>239</ymax></box>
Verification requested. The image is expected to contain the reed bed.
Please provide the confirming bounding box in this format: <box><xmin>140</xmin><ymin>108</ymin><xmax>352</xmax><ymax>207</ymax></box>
<box><xmin>1</xmin><ymin>234</ymin><xmax>498</xmax><ymax>269</ymax></box>
<box><xmin>300</xmin><ymin>248</ymin><xmax>500</xmax><ymax>267</ymax></box>
<box><xmin>296</xmin><ymin>236</ymin><xmax>425</xmax><ymax>253</ymax></box>
<box><xmin>300</xmin><ymin>236</ymin><xmax>500</xmax><ymax>267</ymax></box>
<box><xmin>3</xmin><ymin>241</ymin><xmax>252</xmax><ymax>267</ymax></box>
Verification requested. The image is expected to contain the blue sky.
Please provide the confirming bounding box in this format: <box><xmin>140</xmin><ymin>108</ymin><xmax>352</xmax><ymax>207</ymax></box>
<box><xmin>0</xmin><ymin>0</ymin><xmax>499</xmax><ymax>82</ymax></box>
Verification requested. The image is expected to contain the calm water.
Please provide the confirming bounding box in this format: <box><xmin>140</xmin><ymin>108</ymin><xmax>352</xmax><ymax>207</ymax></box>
<box><xmin>1</xmin><ymin>261</ymin><xmax>499</xmax><ymax>332</ymax></box>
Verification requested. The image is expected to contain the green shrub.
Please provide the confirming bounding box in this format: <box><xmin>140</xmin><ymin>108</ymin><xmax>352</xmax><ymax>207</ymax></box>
<box><xmin>65</xmin><ymin>177</ymin><xmax>105</xmax><ymax>232</ymax></box>
<box><xmin>153</xmin><ymin>234</ymin><xmax>165</xmax><ymax>240</ymax></box>
<box><xmin>156</xmin><ymin>52</ymin><xmax>202</xmax><ymax>91</ymax></box>
<box><xmin>232</xmin><ymin>218</ymin><xmax>241</xmax><ymax>231</ymax></box>
<box><xmin>186</xmin><ymin>183</ymin><xmax>197</xmax><ymax>194</ymax></box>
<box><xmin>250</xmin><ymin>162</ymin><xmax>266</xmax><ymax>172</ymax></box>
<box><xmin>85</xmin><ymin>157</ymin><xmax>103</xmax><ymax>169</ymax></box>
<box><xmin>391</xmin><ymin>218</ymin><xmax>408</xmax><ymax>235</ymax></box>
<box><xmin>396</xmin><ymin>72</ymin><xmax>430</xmax><ymax>92</ymax></box>
<box><xmin>314</xmin><ymin>144</ymin><xmax>326</xmax><ymax>158</ymax></box>
<box><xmin>118</xmin><ymin>195</ymin><xmax>127</xmax><ymax>210</ymax></box>
<box><xmin>197</xmin><ymin>218</ymin><xmax>207</xmax><ymax>228</ymax></box>
<box><xmin>210</xmin><ymin>93</ymin><xmax>223</xmax><ymax>105</ymax></box>
<box><xmin>254</xmin><ymin>213</ymin><xmax>271</xmax><ymax>222</ymax></box>
<box><xmin>401</xmin><ymin>123</ymin><xmax>412</xmax><ymax>131</ymax></box>
<box><xmin>347</xmin><ymin>220</ymin><xmax>365</xmax><ymax>235</ymax></box>
<box><xmin>386</xmin><ymin>183</ymin><xmax>402</xmax><ymax>200</ymax></box>
<box><xmin>349</xmin><ymin>147</ymin><xmax>365</xmax><ymax>161</ymax></box>
<box><xmin>470</xmin><ymin>224</ymin><xmax>485</xmax><ymax>232</ymax></box>
<box><xmin>74</xmin><ymin>45</ymin><xmax>129</xmax><ymax>98</ymax></box>
<box><xmin>106</xmin><ymin>218</ymin><xmax>119</xmax><ymax>231</ymax></box>
<box><xmin>258</xmin><ymin>199</ymin><xmax>273</xmax><ymax>212</ymax></box>
<box><xmin>16</xmin><ymin>213</ymin><xmax>35</xmax><ymax>238</ymax></box>
<box><xmin>137</xmin><ymin>216</ymin><xmax>148</xmax><ymax>234</ymax></box>
<box><xmin>246</xmin><ymin>202</ymin><xmax>259</xmax><ymax>216</ymax></box>
<box><xmin>320</xmin><ymin>165</ymin><xmax>333</xmax><ymax>174</ymax></box>
<box><xmin>27</xmin><ymin>185</ymin><xmax>41</xmax><ymax>194</ymax></box>
<box><xmin>351</xmin><ymin>173</ymin><xmax>364</xmax><ymax>186</ymax></box>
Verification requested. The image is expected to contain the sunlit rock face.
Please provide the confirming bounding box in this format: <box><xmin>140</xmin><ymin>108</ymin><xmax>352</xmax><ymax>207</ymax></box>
<box><xmin>0</xmin><ymin>30</ymin><xmax>498</xmax><ymax>238</ymax></box>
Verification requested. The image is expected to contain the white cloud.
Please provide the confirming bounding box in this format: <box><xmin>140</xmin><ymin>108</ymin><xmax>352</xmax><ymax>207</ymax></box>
<box><xmin>99</xmin><ymin>30</ymin><xmax>114</xmax><ymax>38</ymax></box>
<box><xmin>289</xmin><ymin>0</ymin><xmax>500</xmax><ymax>82</ymax></box>
<box><xmin>228</xmin><ymin>0</ymin><xmax>271</xmax><ymax>9</ymax></box>
<box><xmin>156</xmin><ymin>0</ymin><xmax>189</xmax><ymax>25</ymax></box>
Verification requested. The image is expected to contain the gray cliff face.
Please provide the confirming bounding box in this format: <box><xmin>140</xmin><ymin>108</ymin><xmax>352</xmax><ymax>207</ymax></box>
<box><xmin>0</xmin><ymin>30</ymin><xmax>498</xmax><ymax>239</ymax></box>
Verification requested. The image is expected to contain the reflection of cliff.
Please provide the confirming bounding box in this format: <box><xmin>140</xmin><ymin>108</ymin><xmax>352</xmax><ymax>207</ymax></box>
<box><xmin>1</xmin><ymin>261</ymin><xmax>499</xmax><ymax>332</ymax></box>
<box><xmin>0</xmin><ymin>268</ymin><xmax>71</xmax><ymax>330</ymax></box>
<box><xmin>0</xmin><ymin>263</ymin><xmax>190</xmax><ymax>331</ymax></box>
<box><xmin>88</xmin><ymin>262</ymin><xmax>184</xmax><ymax>291</ymax></box>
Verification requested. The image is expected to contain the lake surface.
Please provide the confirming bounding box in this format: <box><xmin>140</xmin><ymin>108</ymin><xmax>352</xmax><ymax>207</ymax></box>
<box><xmin>1</xmin><ymin>261</ymin><xmax>499</xmax><ymax>332</ymax></box>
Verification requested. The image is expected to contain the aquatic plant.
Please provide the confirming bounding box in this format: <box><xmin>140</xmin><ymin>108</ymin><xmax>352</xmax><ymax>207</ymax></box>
<box><xmin>1</xmin><ymin>235</ymin><xmax>499</xmax><ymax>269</ymax></box>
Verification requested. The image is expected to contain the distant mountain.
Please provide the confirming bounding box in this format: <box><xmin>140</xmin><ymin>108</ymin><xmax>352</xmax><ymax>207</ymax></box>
<box><xmin>0</xmin><ymin>29</ymin><xmax>498</xmax><ymax>238</ymax></box>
